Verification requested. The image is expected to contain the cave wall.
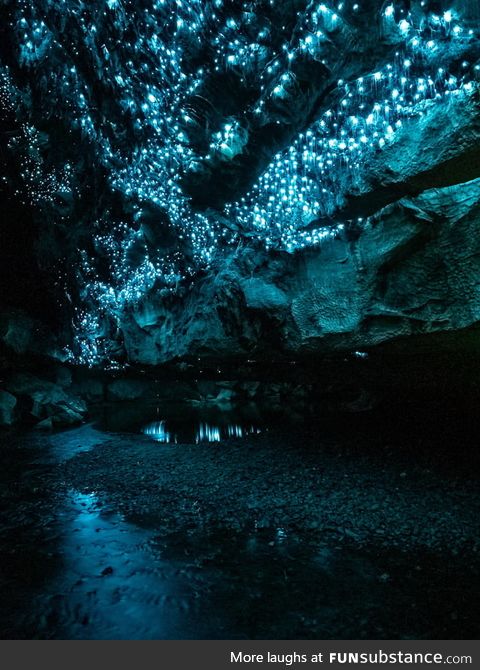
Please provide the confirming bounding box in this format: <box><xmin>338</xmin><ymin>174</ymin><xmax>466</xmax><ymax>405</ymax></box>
<box><xmin>1</xmin><ymin>0</ymin><xmax>480</xmax><ymax>377</ymax></box>
<box><xmin>117</xmin><ymin>178</ymin><xmax>480</xmax><ymax>364</ymax></box>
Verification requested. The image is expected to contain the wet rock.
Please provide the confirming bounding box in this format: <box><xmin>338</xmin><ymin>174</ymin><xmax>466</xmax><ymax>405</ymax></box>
<box><xmin>34</xmin><ymin>417</ymin><xmax>53</xmax><ymax>431</ymax></box>
<box><xmin>0</xmin><ymin>390</ymin><xmax>17</xmax><ymax>426</ymax></box>
<box><xmin>335</xmin><ymin>94</ymin><xmax>480</xmax><ymax>220</ymax></box>
<box><xmin>59</xmin><ymin>416</ymin><xmax>480</xmax><ymax>560</ymax></box>
<box><xmin>241</xmin><ymin>278</ymin><xmax>289</xmax><ymax>312</ymax></box>
<box><xmin>193</xmin><ymin>381</ymin><xmax>237</xmax><ymax>406</ymax></box>
<box><xmin>5</xmin><ymin>373</ymin><xmax>87</xmax><ymax>426</ymax></box>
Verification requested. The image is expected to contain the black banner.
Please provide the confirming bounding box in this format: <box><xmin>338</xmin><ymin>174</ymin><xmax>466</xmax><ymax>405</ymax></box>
<box><xmin>1</xmin><ymin>640</ymin><xmax>478</xmax><ymax>670</ymax></box>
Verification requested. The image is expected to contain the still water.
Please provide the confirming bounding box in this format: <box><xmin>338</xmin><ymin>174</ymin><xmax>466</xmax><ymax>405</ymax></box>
<box><xmin>98</xmin><ymin>400</ymin><xmax>270</xmax><ymax>444</ymax></box>
<box><xmin>142</xmin><ymin>419</ymin><xmax>262</xmax><ymax>444</ymax></box>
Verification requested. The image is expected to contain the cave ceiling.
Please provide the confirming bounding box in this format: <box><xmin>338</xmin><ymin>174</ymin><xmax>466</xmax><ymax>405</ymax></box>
<box><xmin>1</xmin><ymin>1</ymin><xmax>480</xmax><ymax>365</ymax></box>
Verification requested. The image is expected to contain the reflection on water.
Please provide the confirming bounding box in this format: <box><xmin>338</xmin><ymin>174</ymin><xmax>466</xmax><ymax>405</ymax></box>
<box><xmin>96</xmin><ymin>398</ymin><xmax>275</xmax><ymax>443</ymax></box>
<box><xmin>142</xmin><ymin>420</ymin><xmax>176</xmax><ymax>443</ymax></box>
<box><xmin>141</xmin><ymin>418</ymin><xmax>262</xmax><ymax>444</ymax></box>
<box><xmin>54</xmin><ymin>489</ymin><xmax>209</xmax><ymax>639</ymax></box>
<box><xmin>226</xmin><ymin>424</ymin><xmax>262</xmax><ymax>439</ymax></box>
<box><xmin>196</xmin><ymin>422</ymin><xmax>261</xmax><ymax>444</ymax></box>
<box><xmin>196</xmin><ymin>422</ymin><xmax>221</xmax><ymax>443</ymax></box>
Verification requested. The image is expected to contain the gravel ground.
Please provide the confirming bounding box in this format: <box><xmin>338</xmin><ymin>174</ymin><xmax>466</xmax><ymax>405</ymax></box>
<box><xmin>61</xmin><ymin>424</ymin><xmax>480</xmax><ymax>553</ymax></box>
<box><xmin>1</xmin><ymin>417</ymin><xmax>479</xmax><ymax>639</ymax></box>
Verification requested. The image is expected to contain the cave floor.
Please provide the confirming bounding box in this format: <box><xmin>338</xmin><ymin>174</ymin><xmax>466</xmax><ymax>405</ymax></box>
<box><xmin>0</xmin><ymin>409</ymin><xmax>479</xmax><ymax>640</ymax></box>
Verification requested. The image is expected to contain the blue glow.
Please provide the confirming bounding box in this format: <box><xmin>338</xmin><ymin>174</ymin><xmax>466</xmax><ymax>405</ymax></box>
<box><xmin>143</xmin><ymin>420</ymin><xmax>174</xmax><ymax>443</ymax></box>
<box><xmin>1</xmin><ymin>1</ymin><xmax>478</xmax><ymax>366</ymax></box>
<box><xmin>141</xmin><ymin>419</ymin><xmax>261</xmax><ymax>444</ymax></box>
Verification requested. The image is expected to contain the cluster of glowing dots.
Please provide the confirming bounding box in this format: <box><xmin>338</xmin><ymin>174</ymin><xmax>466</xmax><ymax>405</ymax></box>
<box><xmin>3</xmin><ymin>1</ymin><xmax>479</xmax><ymax>365</ymax></box>
<box><xmin>78</xmin><ymin>220</ymin><xmax>194</xmax><ymax>315</ymax></box>
<box><xmin>11</xmin><ymin>0</ymin><xmax>228</xmax><ymax>260</ymax></box>
<box><xmin>227</xmin><ymin>7</ymin><xmax>478</xmax><ymax>249</ymax></box>
<box><xmin>5</xmin><ymin>120</ymin><xmax>74</xmax><ymax>207</ymax></box>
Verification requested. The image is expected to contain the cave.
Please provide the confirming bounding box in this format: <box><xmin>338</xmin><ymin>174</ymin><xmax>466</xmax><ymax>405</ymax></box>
<box><xmin>1</xmin><ymin>0</ymin><xmax>480</xmax><ymax>641</ymax></box>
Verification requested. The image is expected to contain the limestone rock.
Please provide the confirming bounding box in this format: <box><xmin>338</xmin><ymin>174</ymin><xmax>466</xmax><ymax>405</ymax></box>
<box><xmin>241</xmin><ymin>278</ymin><xmax>289</xmax><ymax>312</ymax></box>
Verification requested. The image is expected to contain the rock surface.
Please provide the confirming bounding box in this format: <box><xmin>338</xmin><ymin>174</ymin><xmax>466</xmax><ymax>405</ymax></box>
<box><xmin>4</xmin><ymin>373</ymin><xmax>87</xmax><ymax>426</ymax></box>
<box><xmin>1</xmin><ymin>1</ymin><xmax>480</xmax><ymax>369</ymax></box>
<box><xmin>115</xmin><ymin>178</ymin><xmax>480</xmax><ymax>364</ymax></box>
<box><xmin>0</xmin><ymin>390</ymin><xmax>16</xmax><ymax>425</ymax></box>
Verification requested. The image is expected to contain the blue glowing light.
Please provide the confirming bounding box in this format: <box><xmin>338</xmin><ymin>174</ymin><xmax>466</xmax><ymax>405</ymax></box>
<box><xmin>1</xmin><ymin>0</ymin><xmax>478</xmax><ymax>365</ymax></box>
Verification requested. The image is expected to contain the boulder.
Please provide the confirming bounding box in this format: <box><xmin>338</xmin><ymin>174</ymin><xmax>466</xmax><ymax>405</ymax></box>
<box><xmin>5</xmin><ymin>373</ymin><xmax>87</xmax><ymax>426</ymax></box>
<box><xmin>241</xmin><ymin>278</ymin><xmax>289</xmax><ymax>312</ymax></box>
<box><xmin>34</xmin><ymin>417</ymin><xmax>54</xmax><ymax>431</ymax></box>
<box><xmin>0</xmin><ymin>390</ymin><xmax>17</xmax><ymax>426</ymax></box>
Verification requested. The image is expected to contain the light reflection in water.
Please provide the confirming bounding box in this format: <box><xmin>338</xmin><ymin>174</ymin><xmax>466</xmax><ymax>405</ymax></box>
<box><xmin>194</xmin><ymin>422</ymin><xmax>262</xmax><ymax>443</ymax></box>
<box><xmin>195</xmin><ymin>422</ymin><xmax>261</xmax><ymax>443</ymax></box>
<box><xmin>141</xmin><ymin>419</ymin><xmax>261</xmax><ymax>444</ymax></box>
<box><xmin>142</xmin><ymin>420</ymin><xmax>176</xmax><ymax>443</ymax></box>
<box><xmin>196</xmin><ymin>422</ymin><xmax>221</xmax><ymax>443</ymax></box>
